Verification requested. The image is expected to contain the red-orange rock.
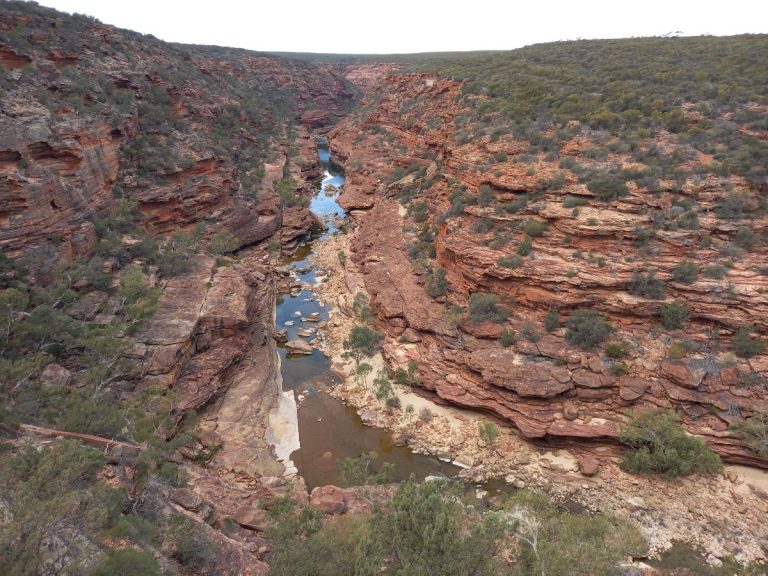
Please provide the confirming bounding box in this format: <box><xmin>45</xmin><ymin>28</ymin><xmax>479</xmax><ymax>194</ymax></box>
<box><xmin>577</xmin><ymin>454</ymin><xmax>600</xmax><ymax>476</ymax></box>
<box><xmin>661</xmin><ymin>361</ymin><xmax>706</xmax><ymax>389</ymax></box>
<box><xmin>468</xmin><ymin>349</ymin><xmax>573</xmax><ymax>398</ymax></box>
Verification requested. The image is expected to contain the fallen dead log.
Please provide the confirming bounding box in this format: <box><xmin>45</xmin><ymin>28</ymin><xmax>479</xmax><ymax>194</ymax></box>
<box><xmin>17</xmin><ymin>423</ymin><xmax>144</xmax><ymax>463</ymax></box>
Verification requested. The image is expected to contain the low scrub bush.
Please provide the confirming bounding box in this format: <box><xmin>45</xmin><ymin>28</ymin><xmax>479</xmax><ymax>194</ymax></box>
<box><xmin>565</xmin><ymin>309</ymin><xmax>613</xmax><ymax>349</ymax></box>
<box><xmin>468</xmin><ymin>292</ymin><xmax>508</xmax><ymax>323</ymax></box>
<box><xmin>619</xmin><ymin>409</ymin><xmax>722</xmax><ymax>477</ymax></box>
<box><xmin>660</xmin><ymin>300</ymin><xmax>689</xmax><ymax>329</ymax></box>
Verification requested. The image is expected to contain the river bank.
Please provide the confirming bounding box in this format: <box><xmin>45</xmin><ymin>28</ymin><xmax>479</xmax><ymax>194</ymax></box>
<box><xmin>311</xmin><ymin>209</ymin><xmax>768</xmax><ymax>564</ymax></box>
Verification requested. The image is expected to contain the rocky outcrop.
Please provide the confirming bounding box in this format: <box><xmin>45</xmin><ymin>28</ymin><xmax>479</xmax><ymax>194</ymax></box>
<box><xmin>0</xmin><ymin>113</ymin><xmax>119</xmax><ymax>257</ymax></box>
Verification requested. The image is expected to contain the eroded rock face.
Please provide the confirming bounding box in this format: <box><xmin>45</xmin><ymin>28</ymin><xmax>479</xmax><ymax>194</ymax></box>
<box><xmin>0</xmin><ymin>7</ymin><xmax>353</xmax><ymax>260</ymax></box>
<box><xmin>0</xmin><ymin>114</ymin><xmax>119</xmax><ymax>257</ymax></box>
<box><xmin>328</xmin><ymin>72</ymin><xmax>768</xmax><ymax>467</ymax></box>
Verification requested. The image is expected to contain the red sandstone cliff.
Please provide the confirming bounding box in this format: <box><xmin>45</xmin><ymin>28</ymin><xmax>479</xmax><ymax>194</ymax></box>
<box><xmin>329</xmin><ymin>72</ymin><xmax>768</xmax><ymax>467</ymax></box>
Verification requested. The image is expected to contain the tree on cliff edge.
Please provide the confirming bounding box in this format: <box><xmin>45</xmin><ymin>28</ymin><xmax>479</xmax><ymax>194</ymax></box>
<box><xmin>342</xmin><ymin>325</ymin><xmax>382</xmax><ymax>366</ymax></box>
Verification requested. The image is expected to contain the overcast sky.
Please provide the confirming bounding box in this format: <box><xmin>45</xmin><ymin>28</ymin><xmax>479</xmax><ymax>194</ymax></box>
<box><xmin>33</xmin><ymin>0</ymin><xmax>768</xmax><ymax>54</ymax></box>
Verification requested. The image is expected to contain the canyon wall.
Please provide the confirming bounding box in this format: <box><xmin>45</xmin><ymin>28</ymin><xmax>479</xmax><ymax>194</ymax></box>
<box><xmin>330</xmin><ymin>71</ymin><xmax>768</xmax><ymax>466</ymax></box>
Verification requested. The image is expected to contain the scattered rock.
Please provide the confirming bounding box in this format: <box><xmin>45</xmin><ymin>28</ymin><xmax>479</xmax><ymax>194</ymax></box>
<box><xmin>285</xmin><ymin>339</ymin><xmax>313</xmax><ymax>354</ymax></box>
<box><xmin>577</xmin><ymin>454</ymin><xmax>600</xmax><ymax>476</ymax></box>
<box><xmin>39</xmin><ymin>363</ymin><xmax>72</xmax><ymax>389</ymax></box>
<box><xmin>625</xmin><ymin>496</ymin><xmax>648</xmax><ymax>511</ymax></box>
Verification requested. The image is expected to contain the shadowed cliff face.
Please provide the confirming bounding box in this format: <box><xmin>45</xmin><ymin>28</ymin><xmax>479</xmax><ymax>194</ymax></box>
<box><xmin>0</xmin><ymin>3</ymin><xmax>355</xmax><ymax>258</ymax></box>
<box><xmin>329</xmin><ymin>69</ymin><xmax>768</xmax><ymax>467</ymax></box>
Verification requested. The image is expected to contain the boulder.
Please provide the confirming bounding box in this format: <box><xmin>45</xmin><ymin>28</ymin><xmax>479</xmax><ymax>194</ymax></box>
<box><xmin>39</xmin><ymin>363</ymin><xmax>72</xmax><ymax>389</ymax></box>
<box><xmin>577</xmin><ymin>454</ymin><xmax>600</xmax><ymax>476</ymax></box>
<box><xmin>171</xmin><ymin>488</ymin><xmax>204</xmax><ymax>512</ymax></box>
<box><xmin>285</xmin><ymin>339</ymin><xmax>313</xmax><ymax>354</ymax></box>
<box><xmin>661</xmin><ymin>361</ymin><xmax>705</xmax><ymax>389</ymax></box>
<box><xmin>232</xmin><ymin>505</ymin><xmax>268</xmax><ymax>531</ymax></box>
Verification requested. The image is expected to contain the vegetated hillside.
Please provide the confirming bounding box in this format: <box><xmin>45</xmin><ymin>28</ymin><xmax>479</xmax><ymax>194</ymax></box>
<box><xmin>0</xmin><ymin>2</ymin><xmax>353</xmax><ymax>574</ymax></box>
<box><xmin>0</xmin><ymin>0</ymin><xmax>354</xmax><ymax>256</ymax></box>
<box><xmin>330</xmin><ymin>34</ymin><xmax>768</xmax><ymax>466</ymax></box>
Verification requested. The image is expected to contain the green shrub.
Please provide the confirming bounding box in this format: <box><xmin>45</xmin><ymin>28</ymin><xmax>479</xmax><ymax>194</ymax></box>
<box><xmin>169</xmin><ymin>517</ymin><xmax>217</xmax><ymax>569</ymax></box>
<box><xmin>90</xmin><ymin>549</ymin><xmax>160</xmax><ymax>576</ymax></box>
<box><xmin>676</xmin><ymin>210</ymin><xmax>699</xmax><ymax>229</ymax></box>
<box><xmin>206</xmin><ymin>228</ymin><xmax>240</xmax><ymax>256</ymax></box>
<box><xmin>660</xmin><ymin>300</ymin><xmax>689</xmax><ymax>329</ymax></box>
<box><xmin>500</xmin><ymin>329</ymin><xmax>516</xmax><ymax>347</ymax></box>
<box><xmin>394</xmin><ymin>360</ymin><xmax>419</xmax><ymax>387</ymax></box>
<box><xmin>629</xmin><ymin>269</ymin><xmax>665</xmax><ymax>299</ymax></box>
<box><xmin>338</xmin><ymin>451</ymin><xmax>394</xmax><ymax>487</ymax></box>
<box><xmin>373</xmin><ymin>369</ymin><xmax>393</xmax><ymax>401</ymax></box>
<box><xmin>352</xmin><ymin>292</ymin><xmax>374</xmax><ymax>324</ymax></box>
<box><xmin>516</xmin><ymin>236</ymin><xmax>533</xmax><ymax>256</ymax></box>
<box><xmin>732</xmin><ymin>414</ymin><xmax>768</xmax><ymax>458</ymax></box>
<box><xmin>672</xmin><ymin>260</ymin><xmax>699</xmax><ymax>284</ymax></box>
<box><xmin>667</xmin><ymin>340</ymin><xmax>688</xmax><ymax>359</ymax></box>
<box><xmin>369</xmin><ymin>479</ymin><xmax>503</xmax><ymax>575</ymax></box>
<box><xmin>478</xmin><ymin>184</ymin><xmax>494</xmax><ymax>207</ymax></box>
<box><xmin>732</xmin><ymin>325</ymin><xmax>765</xmax><ymax>358</ymax></box>
<box><xmin>703</xmin><ymin>264</ymin><xmax>727</xmax><ymax>279</ymax></box>
<box><xmin>523</xmin><ymin>219</ymin><xmax>547</xmax><ymax>237</ymax></box>
<box><xmin>565</xmin><ymin>309</ymin><xmax>613</xmax><ymax>349</ymax></box>
<box><xmin>497</xmin><ymin>254</ymin><xmax>523</xmax><ymax>268</ymax></box>
<box><xmin>584</xmin><ymin>172</ymin><xmax>629</xmax><ymax>201</ymax></box>
<box><xmin>734</xmin><ymin>226</ymin><xmax>758</xmax><ymax>250</ymax></box>
<box><xmin>426</xmin><ymin>267</ymin><xmax>448</xmax><ymax>297</ymax></box>
<box><xmin>407</xmin><ymin>201</ymin><xmax>429</xmax><ymax>223</ymax></box>
<box><xmin>619</xmin><ymin>409</ymin><xmax>722</xmax><ymax>477</ymax></box>
<box><xmin>715</xmin><ymin>192</ymin><xmax>747</xmax><ymax>220</ymax></box>
<box><xmin>544</xmin><ymin>309</ymin><xmax>560</xmax><ymax>332</ymax></box>
<box><xmin>612</xmin><ymin>361</ymin><xmax>629</xmax><ymax>376</ymax></box>
<box><xmin>562</xmin><ymin>195</ymin><xmax>588</xmax><ymax>208</ymax></box>
<box><xmin>506</xmin><ymin>490</ymin><xmax>647</xmax><ymax>576</ymax></box>
<box><xmin>468</xmin><ymin>293</ymin><xmax>508</xmax><ymax>323</ymax></box>
<box><xmin>520</xmin><ymin>321</ymin><xmax>540</xmax><ymax>342</ymax></box>
<box><xmin>478</xmin><ymin>422</ymin><xmax>499</xmax><ymax>447</ymax></box>
<box><xmin>342</xmin><ymin>325</ymin><xmax>383</xmax><ymax>365</ymax></box>
<box><xmin>605</xmin><ymin>341</ymin><xmax>630</xmax><ymax>359</ymax></box>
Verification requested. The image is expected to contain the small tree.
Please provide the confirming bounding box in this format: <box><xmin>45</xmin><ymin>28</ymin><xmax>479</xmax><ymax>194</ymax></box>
<box><xmin>338</xmin><ymin>451</ymin><xmax>394</xmax><ymax>487</ymax></box>
<box><xmin>342</xmin><ymin>325</ymin><xmax>382</xmax><ymax>366</ymax></box>
<box><xmin>732</xmin><ymin>325</ymin><xmax>765</xmax><ymax>358</ymax></box>
<box><xmin>516</xmin><ymin>236</ymin><xmax>533</xmax><ymax>256</ymax></box>
<box><xmin>355</xmin><ymin>362</ymin><xmax>373</xmax><ymax>387</ymax></box>
<box><xmin>206</xmin><ymin>228</ymin><xmax>240</xmax><ymax>257</ymax></box>
<box><xmin>544</xmin><ymin>309</ymin><xmax>560</xmax><ymax>332</ymax></box>
<box><xmin>426</xmin><ymin>267</ymin><xmax>448</xmax><ymax>297</ymax></box>
<box><xmin>565</xmin><ymin>309</ymin><xmax>613</xmax><ymax>349</ymax></box>
<box><xmin>629</xmin><ymin>269</ymin><xmax>665</xmax><ymax>299</ymax></box>
<box><xmin>373</xmin><ymin>368</ymin><xmax>393</xmax><ymax>401</ymax></box>
<box><xmin>732</xmin><ymin>413</ymin><xmax>768</xmax><ymax>457</ymax></box>
<box><xmin>468</xmin><ymin>293</ymin><xmax>508</xmax><ymax>324</ymax></box>
<box><xmin>660</xmin><ymin>300</ymin><xmax>689</xmax><ymax>329</ymax></box>
<box><xmin>672</xmin><ymin>260</ymin><xmax>699</xmax><ymax>284</ymax></box>
<box><xmin>619</xmin><ymin>409</ymin><xmax>722</xmax><ymax>477</ymax></box>
<box><xmin>478</xmin><ymin>184</ymin><xmax>494</xmax><ymax>207</ymax></box>
<box><xmin>478</xmin><ymin>422</ymin><xmax>499</xmax><ymax>448</ymax></box>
